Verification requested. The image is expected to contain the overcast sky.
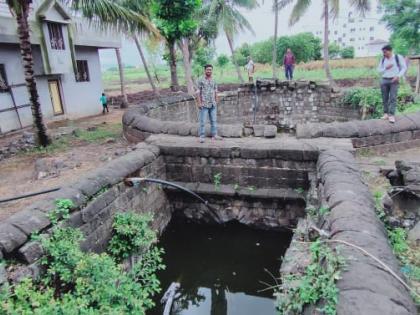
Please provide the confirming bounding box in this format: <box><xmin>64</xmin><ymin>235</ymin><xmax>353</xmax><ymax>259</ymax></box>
<box><xmin>98</xmin><ymin>1</ymin><xmax>381</xmax><ymax>69</ymax></box>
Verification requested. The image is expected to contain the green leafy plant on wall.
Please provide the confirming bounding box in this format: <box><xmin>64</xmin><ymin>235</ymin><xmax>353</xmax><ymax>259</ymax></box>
<box><xmin>1</xmin><ymin>200</ymin><xmax>164</xmax><ymax>314</ymax></box>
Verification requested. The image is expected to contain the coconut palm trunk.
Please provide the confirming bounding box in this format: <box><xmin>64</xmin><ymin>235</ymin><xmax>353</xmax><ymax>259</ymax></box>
<box><xmin>15</xmin><ymin>2</ymin><xmax>50</xmax><ymax>146</ymax></box>
<box><xmin>226</xmin><ymin>31</ymin><xmax>245</xmax><ymax>84</ymax></box>
<box><xmin>180</xmin><ymin>38</ymin><xmax>195</xmax><ymax>95</ymax></box>
<box><xmin>115</xmin><ymin>48</ymin><xmax>128</xmax><ymax>108</ymax></box>
<box><xmin>133</xmin><ymin>36</ymin><xmax>159</xmax><ymax>95</ymax></box>
<box><xmin>168</xmin><ymin>39</ymin><xmax>179</xmax><ymax>91</ymax></box>
<box><xmin>323</xmin><ymin>0</ymin><xmax>334</xmax><ymax>85</ymax></box>
<box><xmin>272</xmin><ymin>0</ymin><xmax>279</xmax><ymax>78</ymax></box>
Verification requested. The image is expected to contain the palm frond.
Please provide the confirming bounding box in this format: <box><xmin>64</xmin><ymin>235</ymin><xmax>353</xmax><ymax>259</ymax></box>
<box><xmin>329</xmin><ymin>0</ymin><xmax>339</xmax><ymax>20</ymax></box>
<box><xmin>62</xmin><ymin>0</ymin><xmax>159</xmax><ymax>36</ymax></box>
<box><xmin>278</xmin><ymin>0</ymin><xmax>295</xmax><ymax>11</ymax></box>
<box><xmin>289</xmin><ymin>0</ymin><xmax>311</xmax><ymax>25</ymax></box>
<box><xmin>348</xmin><ymin>0</ymin><xmax>371</xmax><ymax>16</ymax></box>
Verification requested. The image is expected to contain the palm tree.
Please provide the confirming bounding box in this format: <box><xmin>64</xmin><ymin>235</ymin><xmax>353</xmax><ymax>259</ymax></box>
<box><xmin>6</xmin><ymin>0</ymin><xmax>51</xmax><ymax>146</ymax></box>
<box><xmin>279</xmin><ymin>0</ymin><xmax>370</xmax><ymax>85</ymax></box>
<box><xmin>6</xmin><ymin>0</ymin><xmax>153</xmax><ymax>146</ymax></box>
<box><xmin>119</xmin><ymin>0</ymin><xmax>160</xmax><ymax>96</ymax></box>
<box><xmin>115</xmin><ymin>48</ymin><xmax>129</xmax><ymax>108</ymax></box>
<box><xmin>208</xmin><ymin>0</ymin><xmax>258</xmax><ymax>84</ymax></box>
<box><xmin>272</xmin><ymin>0</ymin><xmax>279</xmax><ymax>78</ymax></box>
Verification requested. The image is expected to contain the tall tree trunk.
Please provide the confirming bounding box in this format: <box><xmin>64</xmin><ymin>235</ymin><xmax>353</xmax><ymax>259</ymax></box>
<box><xmin>323</xmin><ymin>0</ymin><xmax>334</xmax><ymax>86</ymax></box>
<box><xmin>272</xmin><ymin>0</ymin><xmax>279</xmax><ymax>78</ymax></box>
<box><xmin>115</xmin><ymin>48</ymin><xmax>128</xmax><ymax>108</ymax></box>
<box><xmin>168</xmin><ymin>39</ymin><xmax>179</xmax><ymax>91</ymax></box>
<box><xmin>225</xmin><ymin>31</ymin><xmax>244</xmax><ymax>84</ymax></box>
<box><xmin>133</xmin><ymin>36</ymin><xmax>159</xmax><ymax>96</ymax></box>
<box><xmin>16</xmin><ymin>4</ymin><xmax>50</xmax><ymax>146</ymax></box>
<box><xmin>180</xmin><ymin>38</ymin><xmax>195</xmax><ymax>95</ymax></box>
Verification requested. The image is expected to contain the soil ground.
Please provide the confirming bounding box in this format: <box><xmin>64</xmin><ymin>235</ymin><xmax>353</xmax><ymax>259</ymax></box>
<box><xmin>0</xmin><ymin>109</ymin><xmax>130</xmax><ymax>221</ymax></box>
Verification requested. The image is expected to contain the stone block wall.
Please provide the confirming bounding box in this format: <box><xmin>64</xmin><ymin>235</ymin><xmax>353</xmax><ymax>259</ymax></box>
<box><xmin>145</xmin><ymin>80</ymin><xmax>361</xmax><ymax>129</ymax></box>
<box><xmin>296</xmin><ymin>112</ymin><xmax>420</xmax><ymax>152</ymax></box>
<box><xmin>0</xmin><ymin>144</ymin><xmax>171</xmax><ymax>267</ymax></box>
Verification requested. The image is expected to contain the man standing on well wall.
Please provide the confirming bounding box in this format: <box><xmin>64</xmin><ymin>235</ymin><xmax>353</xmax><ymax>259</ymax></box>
<box><xmin>377</xmin><ymin>45</ymin><xmax>407</xmax><ymax>123</ymax></box>
<box><xmin>196</xmin><ymin>64</ymin><xmax>222</xmax><ymax>143</ymax></box>
<box><xmin>283</xmin><ymin>48</ymin><xmax>296</xmax><ymax>81</ymax></box>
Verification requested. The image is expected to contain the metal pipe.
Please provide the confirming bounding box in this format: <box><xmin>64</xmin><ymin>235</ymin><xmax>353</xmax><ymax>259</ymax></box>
<box><xmin>124</xmin><ymin>177</ymin><xmax>221</xmax><ymax>222</ymax></box>
<box><xmin>0</xmin><ymin>187</ymin><xmax>61</xmax><ymax>204</ymax></box>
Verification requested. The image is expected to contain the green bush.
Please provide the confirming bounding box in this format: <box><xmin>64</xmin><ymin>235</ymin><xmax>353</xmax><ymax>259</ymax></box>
<box><xmin>343</xmin><ymin>83</ymin><xmax>415</xmax><ymax>118</ymax></box>
<box><xmin>1</xmin><ymin>201</ymin><xmax>164</xmax><ymax>315</ymax></box>
<box><xmin>340</xmin><ymin>47</ymin><xmax>355</xmax><ymax>59</ymax></box>
<box><xmin>108</xmin><ymin>212</ymin><xmax>157</xmax><ymax>261</ymax></box>
<box><xmin>328</xmin><ymin>43</ymin><xmax>341</xmax><ymax>59</ymax></box>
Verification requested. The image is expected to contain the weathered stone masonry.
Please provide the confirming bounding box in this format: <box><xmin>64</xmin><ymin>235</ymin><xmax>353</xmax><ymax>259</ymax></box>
<box><xmin>0</xmin><ymin>136</ymin><xmax>416</xmax><ymax>314</ymax></box>
<box><xmin>123</xmin><ymin>80</ymin><xmax>361</xmax><ymax>142</ymax></box>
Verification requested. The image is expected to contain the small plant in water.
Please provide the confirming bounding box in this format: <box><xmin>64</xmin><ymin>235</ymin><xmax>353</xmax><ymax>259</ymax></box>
<box><xmin>233</xmin><ymin>183</ymin><xmax>240</xmax><ymax>191</ymax></box>
<box><xmin>213</xmin><ymin>173</ymin><xmax>222</xmax><ymax>190</ymax></box>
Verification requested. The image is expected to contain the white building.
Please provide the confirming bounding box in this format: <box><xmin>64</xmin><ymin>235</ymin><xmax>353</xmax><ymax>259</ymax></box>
<box><xmin>0</xmin><ymin>0</ymin><xmax>120</xmax><ymax>134</ymax></box>
<box><xmin>300</xmin><ymin>0</ymin><xmax>390</xmax><ymax>57</ymax></box>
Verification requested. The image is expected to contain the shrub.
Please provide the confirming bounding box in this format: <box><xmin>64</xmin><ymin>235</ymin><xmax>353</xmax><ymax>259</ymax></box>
<box><xmin>108</xmin><ymin>212</ymin><xmax>157</xmax><ymax>261</ymax></box>
<box><xmin>328</xmin><ymin>43</ymin><xmax>341</xmax><ymax>59</ymax></box>
<box><xmin>340</xmin><ymin>47</ymin><xmax>355</xmax><ymax>59</ymax></box>
<box><xmin>1</xmin><ymin>201</ymin><xmax>164</xmax><ymax>315</ymax></box>
<box><xmin>343</xmin><ymin>83</ymin><xmax>415</xmax><ymax>118</ymax></box>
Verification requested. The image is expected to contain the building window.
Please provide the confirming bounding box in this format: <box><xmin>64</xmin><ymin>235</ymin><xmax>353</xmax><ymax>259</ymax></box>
<box><xmin>47</xmin><ymin>22</ymin><xmax>65</xmax><ymax>50</ymax></box>
<box><xmin>350</xmin><ymin>38</ymin><xmax>355</xmax><ymax>42</ymax></box>
<box><xmin>370</xmin><ymin>36</ymin><xmax>374</xmax><ymax>40</ymax></box>
<box><xmin>76</xmin><ymin>60</ymin><xmax>90</xmax><ymax>82</ymax></box>
<box><xmin>350</xmin><ymin>28</ymin><xmax>355</xmax><ymax>33</ymax></box>
<box><xmin>0</xmin><ymin>64</ymin><xmax>8</xmax><ymax>92</ymax></box>
<box><xmin>369</xmin><ymin>26</ymin><xmax>374</xmax><ymax>31</ymax></box>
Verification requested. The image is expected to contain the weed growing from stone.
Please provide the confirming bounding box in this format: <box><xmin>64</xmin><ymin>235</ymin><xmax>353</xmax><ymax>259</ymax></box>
<box><xmin>247</xmin><ymin>186</ymin><xmax>256</xmax><ymax>192</ymax></box>
<box><xmin>213</xmin><ymin>173</ymin><xmax>222</xmax><ymax>191</ymax></box>
<box><xmin>294</xmin><ymin>187</ymin><xmax>305</xmax><ymax>194</ymax></box>
<box><xmin>373</xmin><ymin>191</ymin><xmax>420</xmax><ymax>302</ymax></box>
<box><xmin>1</xmin><ymin>199</ymin><xmax>164</xmax><ymax>314</ymax></box>
<box><xmin>233</xmin><ymin>183</ymin><xmax>240</xmax><ymax>191</ymax></box>
<box><xmin>276</xmin><ymin>239</ymin><xmax>345</xmax><ymax>315</ymax></box>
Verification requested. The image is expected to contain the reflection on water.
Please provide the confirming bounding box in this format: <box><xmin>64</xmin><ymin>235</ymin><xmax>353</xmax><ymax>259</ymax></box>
<box><xmin>149</xmin><ymin>216</ymin><xmax>292</xmax><ymax>315</ymax></box>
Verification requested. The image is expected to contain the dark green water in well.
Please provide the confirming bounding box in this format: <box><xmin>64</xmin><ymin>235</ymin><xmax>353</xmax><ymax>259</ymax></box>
<box><xmin>149</xmin><ymin>217</ymin><xmax>292</xmax><ymax>315</ymax></box>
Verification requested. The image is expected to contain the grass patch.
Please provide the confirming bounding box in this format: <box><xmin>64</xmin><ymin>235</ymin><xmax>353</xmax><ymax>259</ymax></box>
<box><xmin>73</xmin><ymin>124</ymin><xmax>122</xmax><ymax>142</ymax></box>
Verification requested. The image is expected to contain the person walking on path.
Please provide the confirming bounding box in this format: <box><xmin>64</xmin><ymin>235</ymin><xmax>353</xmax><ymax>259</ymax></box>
<box><xmin>377</xmin><ymin>45</ymin><xmax>407</xmax><ymax>123</ymax></box>
<box><xmin>245</xmin><ymin>56</ymin><xmax>255</xmax><ymax>83</ymax></box>
<box><xmin>196</xmin><ymin>64</ymin><xmax>222</xmax><ymax>143</ymax></box>
<box><xmin>100</xmin><ymin>93</ymin><xmax>109</xmax><ymax>114</ymax></box>
<box><xmin>283</xmin><ymin>48</ymin><xmax>296</xmax><ymax>81</ymax></box>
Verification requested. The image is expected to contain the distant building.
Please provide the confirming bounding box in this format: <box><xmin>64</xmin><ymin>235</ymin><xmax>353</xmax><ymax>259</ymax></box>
<box><xmin>366</xmin><ymin>39</ymin><xmax>389</xmax><ymax>57</ymax></box>
<box><xmin>300</xmin><ymin>0</ymin><xmax>390</xmax><ymax>57</ymax></box>
<box><xmin>0</xmin><ymin>0</ymin><xmax>120</xmax><ymax>134</ymax></box>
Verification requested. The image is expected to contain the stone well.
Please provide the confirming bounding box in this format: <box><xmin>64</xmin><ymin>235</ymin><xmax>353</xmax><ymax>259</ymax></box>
<box><xmin>123</xmin><ymin>80</ymin><xmax>361</xmax><ymax>142</ymax></box>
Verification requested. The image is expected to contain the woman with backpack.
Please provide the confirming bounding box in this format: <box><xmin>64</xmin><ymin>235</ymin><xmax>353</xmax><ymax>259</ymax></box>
<box><xmin>377</xmin><ymin>45</ymin><xmax>407</xmax><ymax>123</ymax></box>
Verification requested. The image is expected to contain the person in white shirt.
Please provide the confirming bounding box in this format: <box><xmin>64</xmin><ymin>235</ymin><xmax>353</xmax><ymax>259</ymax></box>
<box><xmin>245</xmin><ymin>56</ymin><xmax>255</xmax><ymax>83</ymax></box>
<box><xmin>377</xmin><ymin>45</ymin><xmax>407</xmax><ymax>123</ymax></box>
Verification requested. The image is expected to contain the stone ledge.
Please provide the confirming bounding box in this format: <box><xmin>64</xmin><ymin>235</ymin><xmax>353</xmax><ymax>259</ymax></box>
<box><xmin>317</xmin><ymin>149</ymin><xmax>416</xmax><ymax>314</ymax></box>
<box><xmin>296</xmin><ymin>113</ymin><xmax>420</xmax><ymax>150</ymax></box>
<box><xmin>163</xmin><ymin>181</ymin><xmax>306</xmax><ymax>201</ymax></box>
<box><xmin>0</xmin><ymin>144</ymin><xmax>161</xmax><ymax>257</ymax></box>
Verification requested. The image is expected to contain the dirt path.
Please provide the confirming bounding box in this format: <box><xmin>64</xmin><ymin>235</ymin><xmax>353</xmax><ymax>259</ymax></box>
<box><xmin>0</xmin><ymin>109</ymin><xmax>134</xmax><ymax>221</ymax></box>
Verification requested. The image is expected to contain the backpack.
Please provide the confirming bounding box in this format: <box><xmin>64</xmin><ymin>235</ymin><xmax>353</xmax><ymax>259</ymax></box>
<box><xmin>381</xmin><ymin>54</ymin><xmax>401</xmax><ymax>70</ymax></box>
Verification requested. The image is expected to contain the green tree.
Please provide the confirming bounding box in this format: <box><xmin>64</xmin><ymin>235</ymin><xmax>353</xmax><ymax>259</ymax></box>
<box><xmin>340</xmin><ymin>46</ymin><xmax>355</xmax><ymax>59</ymax></box>
<box><xmin>279</xmin><ymin>0</ymin><xmax>370</xmax><ymax>85</ymax></box>
<box><xmin>153</xmin><ymin>0</ymin><xmax>202</xmax><ymax>91</ymax></box>
<box><xmin>208</xmin><ymin>0</ymin><xmax>258</xmax><ymax>83</ymax></box>
<box><xmin>217</xmin><ymin>54</ymin><xmax>229</xmax><ymax>75</ymax></box>
<box><xmin>328</xmin><ymin>42</ymin><xmax>341</xmax><ymax>59</ymax></box>
<box><xmin>381</xmin><ymin>0</ymin><xmax>420</xmax><ymax>55</ymax></box>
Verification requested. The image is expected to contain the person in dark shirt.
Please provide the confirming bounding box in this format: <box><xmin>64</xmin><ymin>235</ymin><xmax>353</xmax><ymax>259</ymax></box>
<box><xmin>283</xmin><ymin>48</ymin><xmax>296</xmax><ymax>81</ymax></box>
